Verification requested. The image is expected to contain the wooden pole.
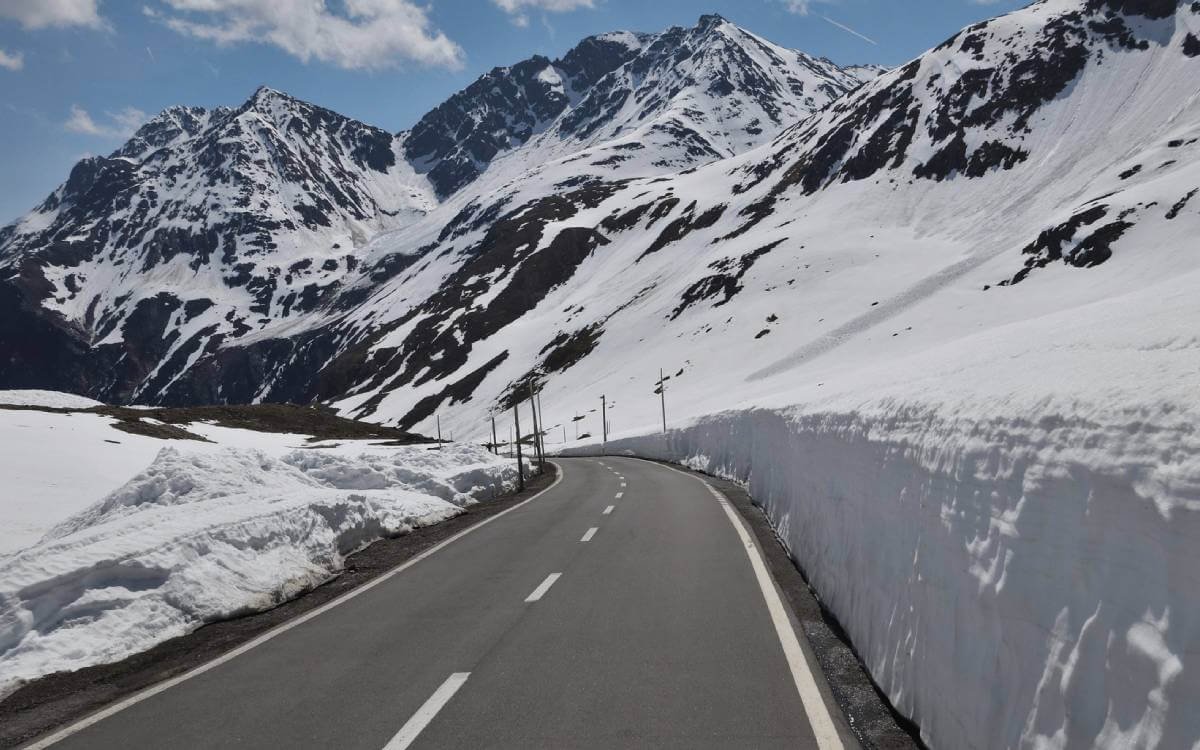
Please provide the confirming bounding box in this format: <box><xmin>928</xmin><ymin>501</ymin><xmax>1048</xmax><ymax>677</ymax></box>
<box><xmin>512</xmin><ymin>403</ymin><xmax>525</xmax><ymax>491</ymax></box>
<box><xmin>436</xmin><ymin>414</ymin><xmax>442</xmax><ymax>448</ymax></box>
<box><xmin>537</xmin><ymin>392</ymin><xmax>545</xmax><ymax>457</ymax></box>
<box><xmin>601</xmin><ymin>394</ymin><xmax>607</xmax><ymax>450</ymax></box>
<box><xmin>491</xmin><ymin>416</ymin><xmax>499</xmax><ymax>455</ymax></box>
<box><xmin>528</xmin><ymin>381</ymin><xmax>544</xmax><ymax>471</ymax></box>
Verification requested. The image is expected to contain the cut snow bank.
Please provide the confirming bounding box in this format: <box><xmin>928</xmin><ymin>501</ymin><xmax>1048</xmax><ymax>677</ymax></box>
<box><xmin>580</xmin><ymin>397</ymin><xmax>1200</xmax><ymax>749</ymax></box>
<box><xmin>0</xmin><ymin>444</ymin><xmax>524</xmax><ymax>698</ymax></box>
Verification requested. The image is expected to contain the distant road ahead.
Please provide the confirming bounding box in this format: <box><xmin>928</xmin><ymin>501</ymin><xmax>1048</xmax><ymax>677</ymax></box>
<box><xmin>33</xmin><ymin>457</ymin><xmax>850</xmax><ymax>749</ymax></box>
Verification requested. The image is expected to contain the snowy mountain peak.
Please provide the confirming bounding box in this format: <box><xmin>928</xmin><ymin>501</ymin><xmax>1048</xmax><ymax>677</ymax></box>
<box><xmin>112</xmin><ymin>104</ymin><xmax>230</xmax><ymax>162</ymax></box>
<box><xmin>403</xmin><ymin>15</ymin><xmax>876</xmax><ymax>197</ymax></box>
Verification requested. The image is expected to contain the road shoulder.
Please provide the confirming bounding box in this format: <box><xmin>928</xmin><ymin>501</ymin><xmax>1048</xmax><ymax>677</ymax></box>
<box><xmin>640</xmin><ymin>459</ymin><xmax>924</xmax><ymax>750</ymax></box>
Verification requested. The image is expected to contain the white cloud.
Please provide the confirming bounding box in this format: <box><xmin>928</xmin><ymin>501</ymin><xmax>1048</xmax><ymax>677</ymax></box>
<box><xmin>64</xmin><ymin>105</ymin><xmax>148</xmax><ymax>138</ymax></box>
<box><xmin>491</xmin><ymin>0</ymin><xmax>594</xmax><ymax>27</ymax></box>
<box><xmin>0</xmin><ymin>0</ymin><xmax>107</xmax><ymax>30</ymax></box>
<box><xmin>780</xmin><ymin>0</ymin><xmax>822</xmax><ymax>15</ymax></box>
<box><xmin>146</xmin><ymin>0</ymin><xmax>464</xmax><ymax>71</ymax></box>
<box><xmin>0</xmin><ymin>49</ymin><xmax>24</xmax><ymax>71</ymax></box>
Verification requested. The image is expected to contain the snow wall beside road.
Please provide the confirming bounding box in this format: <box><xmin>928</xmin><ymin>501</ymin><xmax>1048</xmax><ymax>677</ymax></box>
<box><xmin>576</xmin><ymin>399</ymin><xmax>1200</xmax><ymax>749</ymax></box>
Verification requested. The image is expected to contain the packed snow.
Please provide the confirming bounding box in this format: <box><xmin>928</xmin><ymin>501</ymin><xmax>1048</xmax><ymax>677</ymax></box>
<box><xmin>0</xmin><ymin>390</ymin><xmax>103</xmax><ymax>409</ymax></box>
<box><xmin>0</xmin><ymin>437</ymin><xmax>524</xmax><ymax>699</ymax></box>
<box><xmin>0</xmin><ymin>409</ymin><xmax>171</xmax><ymax>554</ymax></box>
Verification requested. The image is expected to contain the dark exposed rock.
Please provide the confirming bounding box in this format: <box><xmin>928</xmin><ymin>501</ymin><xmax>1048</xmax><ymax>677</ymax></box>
<box><xmin>398</xmin><ymin>351</ymin><xmax>510</xmax><ymax>430</ymax></box>
<box><xmin>1166</xmin><ymin>188</ymin><xmax>1197</xmax><ymax>219</ymax></box>
<box><xmin>1004</xmin><ymin>204</ymin><xmax>1132</xmax><ymax>284</ymax></box>
<box><xmin>670</xmin><ymin>240</ymin><xmax>785</xmax><ymax>319</ymax></box>
<box><xmin>403</xmin><ymin>36</ymin><xmax>643</xmax><ymax>197</ymax></box>
<box><xmin>639</xmin><ymin>203</ymin><xmax>726</xmax><ymax>259</ymax></box>
<box><xmin>539</xmin><ymin>323</ymin><xmax>604</xmax><ymax>374</ymax></box>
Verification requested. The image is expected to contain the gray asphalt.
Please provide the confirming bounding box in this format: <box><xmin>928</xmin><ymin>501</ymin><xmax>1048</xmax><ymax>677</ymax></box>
<box><xmin>40</xmin><ymin>457</ymin><xmax>833</xmax><ymax>749</ymax></box>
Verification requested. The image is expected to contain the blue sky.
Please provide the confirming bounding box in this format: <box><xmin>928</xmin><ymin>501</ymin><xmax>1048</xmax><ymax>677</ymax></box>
<box><xmin>0</xmin><ymin>0</ymin><xmax>1027</xmax><ymax>224</ymax></box>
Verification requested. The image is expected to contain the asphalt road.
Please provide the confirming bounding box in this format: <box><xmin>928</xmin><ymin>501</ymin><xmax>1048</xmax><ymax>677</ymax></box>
<box><xmin>30</xmin><ymin>457</ymin><xmax>852</xmax><ymax>750</ymax></box>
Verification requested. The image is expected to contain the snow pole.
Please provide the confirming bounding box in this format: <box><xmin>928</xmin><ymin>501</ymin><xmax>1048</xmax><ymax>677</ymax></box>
<box><xmin>659</xmin><ymin>368</ymin><xmax>667</xmax><ymax>434</ymax></box>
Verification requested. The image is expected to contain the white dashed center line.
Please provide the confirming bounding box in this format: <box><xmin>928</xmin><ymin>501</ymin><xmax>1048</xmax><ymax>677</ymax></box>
<box><xmin>580</xmin><ymin>527</ymin><xmax>598</xmax><ymax>542</ymax></box>
<box><xmin>603</xmin><ymin>505</ymin><xmax>614</xmax><ymax>515</ymax></box>
<box><xmin>383</xmin><ymin>672</ymin><xmax>470</xmax><ymax>750</ymax></box>
<box><xmin>525</xmin><ymin>573</ymin><xmax>561</xmax><ymax>602</ymax></box>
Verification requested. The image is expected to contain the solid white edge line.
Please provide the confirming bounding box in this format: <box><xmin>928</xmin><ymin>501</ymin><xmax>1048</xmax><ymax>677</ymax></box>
<box><xmin>603</xmin><ymin>505</ymin><xmax>614</xmax><ymax>515</ymax></box>
<box><xmin>382</xmin><ymin>672</ymin><xmax>470</xmax><ymax>750</ymax></box>
<box><xmin>24</xmin><ymin>463</ymin><xmax>566</xmax><ymax>750</ymax></box>
<box><xmin>580</xmin><ymin>527</ymin><xmax>598</xmax><ymax>542</ymax></box>
<box><xmin>653</xmin><ymin>461</ymin><xmax>845</xmax><ymax>750</ymax></box>
<box><xmin>525</xmin><ymin>572</ymin><xmax>562</xmax><ymax>602</ymax></box>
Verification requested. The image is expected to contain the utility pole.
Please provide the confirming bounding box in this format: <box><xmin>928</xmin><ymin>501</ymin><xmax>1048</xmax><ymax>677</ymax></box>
<box><xmin>508</xmin><ymin>426</ymin><xmax>513</xmax><ymax>457</ymax></box>
<box><xmin>562</xmin><ymin>425</ymin><xmax>567</xmax><ymax>443</ymax></box>
<box><xmin>528</xmin><ymin>381</ymin><xmax>544</xmax><ymax>471</ymax></box>
<box><xmin>659</xmin><ymin>368</ymin><xmax>667</xmax><ymax>434</ymax></box>
<box><xmin>436</xmin><ymin>414</ymin><xmax>442</xmax><ymax>448</ymax></box>
<box><xmin>512</xmin><ymin>402</ymin><xmax>525</xmax><ymax>491</ymax></box>
<box><xmin>491</xmin><ymin>416</ymin><xmax>499</xmax><ymax>455</ymax></box>
<box><xmin>601</xmin><ymin>394</ymin><xmax>607</xmax><ymax>449</ymax></box>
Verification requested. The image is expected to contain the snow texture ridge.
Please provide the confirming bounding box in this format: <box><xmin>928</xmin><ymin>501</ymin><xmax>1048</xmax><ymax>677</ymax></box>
<box><xmin>0</xmin><ymin>443</ymin><xmax>524</xmax><ymax>698</ymax></box>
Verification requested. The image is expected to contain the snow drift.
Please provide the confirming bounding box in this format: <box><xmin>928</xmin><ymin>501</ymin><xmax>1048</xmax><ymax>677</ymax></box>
<box><xmin>0</xmin><ymin>444</ymin><xmax>524</xmax><ymax>698</ymax></box>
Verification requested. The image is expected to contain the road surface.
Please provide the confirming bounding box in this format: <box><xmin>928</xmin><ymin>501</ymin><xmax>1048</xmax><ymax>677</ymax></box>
<box><xmin>29</xmin><ymin>457</ymin><xmax>851</xmax><ymax>749</ymax></box>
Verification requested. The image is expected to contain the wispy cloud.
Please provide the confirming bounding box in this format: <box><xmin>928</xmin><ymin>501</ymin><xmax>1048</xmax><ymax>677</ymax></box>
<box><xmin>64</xmin><ymin>105</ymin><xmax>148</xmax><ymax>138</ymax></box>
<box><xmin>145</xmin><ymin>0</ymin><xmax>464</xmax><ymax>71</ymax></box>
<box><xmin>821</xmin><ymin>15</ymin><xmax>877</xmax><ymax>45</ymax></box>
<box><xmin>779</xmin><ymin>0</ymin><xmax>831</xmax><ymax>16</ymax></box>
<box><xmin>0</xmin><ymin>48</ymin><xmax>24</xmax><ymax>71</ymax></box>
<box><xmin>492</xmin><ymin>0</ymin><xmax>594</xmax><ymax>28</ymax></box>
<box><xmin>0</xmin><ymin>0</ymin><xmax>108</xmax><ymax>31</ymax></box>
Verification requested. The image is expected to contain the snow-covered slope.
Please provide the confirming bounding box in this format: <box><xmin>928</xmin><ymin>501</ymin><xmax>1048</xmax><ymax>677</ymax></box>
<box><xmin>337</xmin><ymin>0</ymin><xmax>1200</xmax><ymax>439</ymax></box>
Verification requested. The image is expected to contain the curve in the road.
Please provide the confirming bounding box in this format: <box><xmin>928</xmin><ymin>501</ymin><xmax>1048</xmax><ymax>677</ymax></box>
<box><xmin>26</xmin><ymin>458</ymin><xmax>852</xmax><ymax>750</ymax></box>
